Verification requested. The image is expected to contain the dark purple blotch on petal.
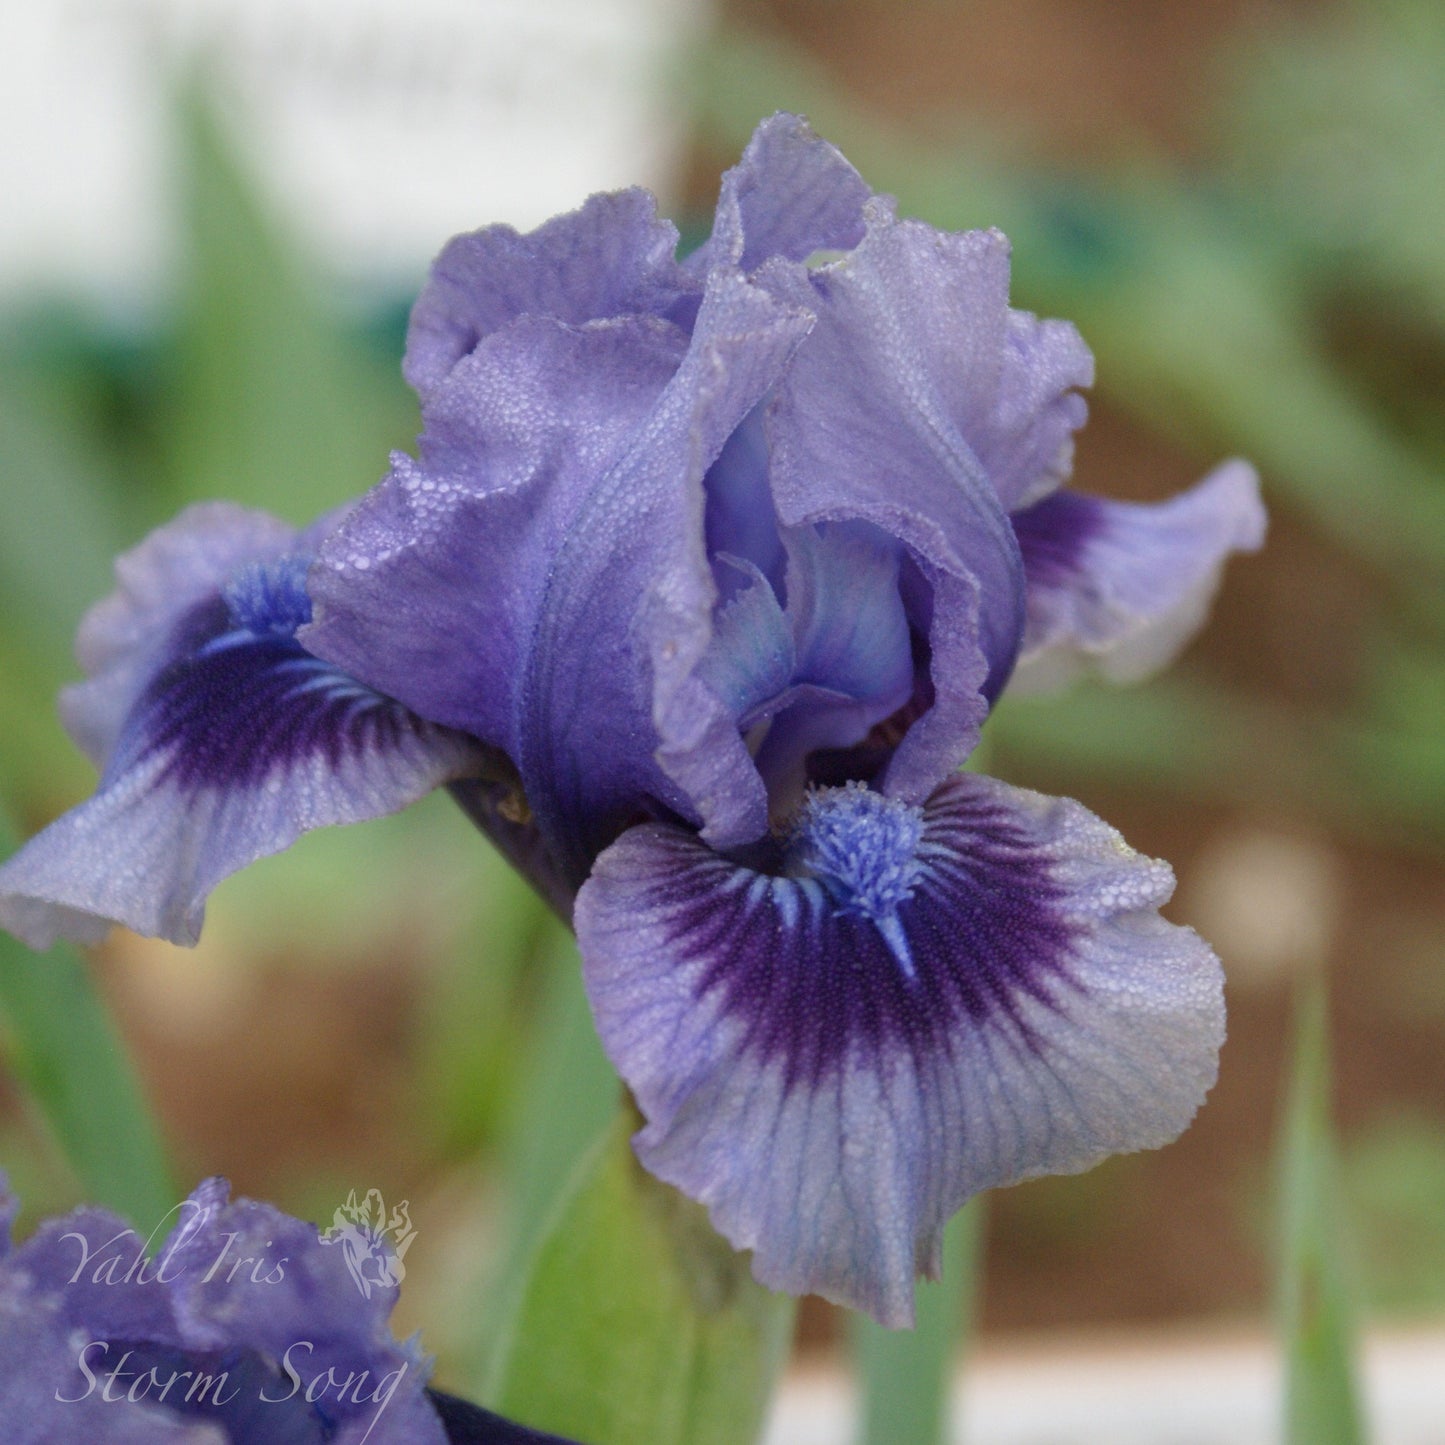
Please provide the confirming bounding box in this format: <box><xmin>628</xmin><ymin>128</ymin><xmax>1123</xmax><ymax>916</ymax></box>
<box><xmin>111</xmin><ymin>568</ymin><xmax>448</xmax><ymax>793</ymax></box>
<box><xmin>640</xmin><ymin>782</ymin><xmax>1075</xmax><ymax>1093</ymax></box>
<box><xmin>1010</xmin><ymin>489</ymin><xmax>1105</xmax><ymax>586</ymax></box>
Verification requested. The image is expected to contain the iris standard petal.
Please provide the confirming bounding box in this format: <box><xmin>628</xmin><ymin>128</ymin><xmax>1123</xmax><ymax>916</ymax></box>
<box><xmin>549</xmin><ymin>269</ymin><xmax>808</xmax><ymax>866</ymax></box>
<box><xmin>761</xmin><ymin>209</ymin><xmax>1031</xmax><ymax>792</ymax></box>
<box><xmin>312</xmin><ymin>273</ymin><xmax>811</xmax><ymax>885</ymax></box>
<box><xmin>0</xmin><ymin>511</ymin><xmax>483</xmax><ymax>949</ymax></box>
<box><xmin>577</xmin><ymin>772</ymin><xmax>1223</xmax><ymax>1327</ymax></box>
<box><xmin>983</xmin><ymin>307</ymin><xmax>1094</xmax><ymax>512</ymax></box>
<box><xmin>702</xmin><ymin>407</ymin><xmax>785</xmax><ymax>595</ymax></box>
<box><xmin>691</xmin><ymin>111</ymin><xmax>872</xmax><ymax>277</ymax></box>
<box><xmin>404</xmin><ymin>187</ymin><xmax>689</xmax><ymax>400</ymax></box>
<box><xmin>307</xmin><ymin>314</ymin><xmax>688</xmax><ymax>758</ymax></box>
<box><xmin>1011</xmin><ymin>459</ymin><xmax>1267</xmax><ymax>692</ymax></box>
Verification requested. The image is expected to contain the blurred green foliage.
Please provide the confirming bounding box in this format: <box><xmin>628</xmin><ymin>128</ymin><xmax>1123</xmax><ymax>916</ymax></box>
<box><xmin>1277</xmin><ymin>981</ymin><xmax>1364</xmax><ymax>1445</ymax></box>
<box><xmin>1341</xmin><ymin>1115</ymin><xmax>1445</xmax><ymax>1315</ymax></box>
<box><xmin>492</xmin><ymin>1113</ymin><xmax>795</xmax><ymax>1445</ymax></box>
<box><xmin>0</xmin><ymin>804</ymin><xmax>173</xmax><ymax>1228</ymax></box>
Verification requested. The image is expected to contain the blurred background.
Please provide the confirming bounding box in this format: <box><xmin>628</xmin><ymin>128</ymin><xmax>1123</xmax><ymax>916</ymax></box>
<box><xmin>2</xmin><ymin>0</ymin><xmax>1444</xmax><ymax>1430</ymax></box>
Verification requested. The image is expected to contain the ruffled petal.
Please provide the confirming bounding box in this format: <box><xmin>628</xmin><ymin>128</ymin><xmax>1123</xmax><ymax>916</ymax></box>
<box><xmin>577</xmin><ymin>772</ymin><xmax>1223</xmax><ymax>1327</ymax></box>
<box><xmin>0</xmin><ymin>1180</ymin><xmax>449</xmax><ymax>1444</ymax></box>
<box><xmin>984</xmin><ymin>308</ymin><xmax>1094</xmax><ymax>512</ymax></box>
<box><xmin>312</xmin><ymin>276</ymin><xmax>811</xmax><ymax>884</ymax></box>
<box><xmin>404</xmin><ymin>188</ymin><xmax>689</xmax><ymax>400</ymax></box>
<box><xmin>0</xmin><ymin>1203</ymin><xmax>210</xmax><ymax>1444</ymax></box>
<box><xmin>159</xmin><ymin>1179</ymin><xmax>439</xmax><ymax>1443</ymax></box>
<box><xmin>0</xmin><ymin>512</ymin><xmax>483</xmax><ymax>949</ymax></box>
<box><xmin>690</xmin><ymin>112</ymin><xmax>872</xmax><ymax>277</ymax></box>
<box><xmin>761</xmin><ymin>211</ymin><xmax>1033</xmax><ymax>792</ymax></box>
<box><xmin>308</xmin><ymin>315</ymin><xmax>687</xmax><ymax>758</ymax></box>
<box><xmin>1011</xmin><ymin>459</ymin><xmax>1266</xmax><ymax>692</ymax></box>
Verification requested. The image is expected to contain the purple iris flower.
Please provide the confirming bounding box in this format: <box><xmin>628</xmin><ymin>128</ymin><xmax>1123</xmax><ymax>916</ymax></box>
<box><xmin>0</xmin><ymin>115</ymin><xmax>1264</xmax><ymax>1326</ymax></box>
<box><xmin>0</xmin><ymin>1175</ymin><xmax>577</xmax><ymax>1444</ymax></box>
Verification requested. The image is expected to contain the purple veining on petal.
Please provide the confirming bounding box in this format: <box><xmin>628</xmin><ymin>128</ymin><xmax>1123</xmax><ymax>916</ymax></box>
<box><xmin>623</xmin><ymin>782</ymin><xmax>1074</xmax><ymax>1094</ymax></box>
<box><xmin>578</xmin><ymin>769</ymin><xmax>1224</xmax><ymax>1325</ymax></box>
<box><xmin>116</xmin><ymin>598</ymin><xmax>434</xmax><ymax>793</ymax></box>
<box><xmin>0</xmin><ymin>533</ymin><xmax>485</xmax><ymax>950</ymax></box>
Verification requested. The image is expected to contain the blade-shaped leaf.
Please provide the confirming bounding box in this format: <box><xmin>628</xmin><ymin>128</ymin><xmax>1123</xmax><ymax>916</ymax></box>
<box><xmin>162</xmin><ymin>82</ymin><xmax>418</xmax><ymax>521</ymax></box>
<box><xmin>0</xmin><ymin>807</ymin><xmax>173</xmax><ymax>1226</ymax></box>
<box><xmin>492</xmin><ymin>1112</ymin><xmax>794</xmax><ymax>1445</ymax></box>
<box><xmin>852</xmin><ymin>1200</ymin><xmax>982</xmax><ymax>1445</ymax></box>
<box><xmin>450</xmin><ymin>927</ymin><xmax>623</xmax><ymax>1394</ymax></box>
<box><xmin>1278</xmin><ymin>978</ymin><xmax>1364</xmax><ymax>1445</ymax></box>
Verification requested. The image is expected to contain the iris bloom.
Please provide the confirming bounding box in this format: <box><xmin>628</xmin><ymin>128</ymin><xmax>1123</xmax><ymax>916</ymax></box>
<box><xmin>0</xmin><ymin>116</ymin><xmax>1264</xmax><ymax>1326</ymax></box>
<box><xmin>0</xmin><ymin>1175</ymin><xmax>575</xmax><ymax>1443</ymax></box>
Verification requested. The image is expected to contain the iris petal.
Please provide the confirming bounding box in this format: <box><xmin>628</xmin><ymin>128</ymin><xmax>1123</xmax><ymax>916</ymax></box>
<box><xmin>760</xmin><ymin>211</ymin><xmax>1049</xmax><ymax>797</ymax></box>
<box><xmin>695</xmin><ymin>559</ymin><xmax>795</xmax><ymax>724</ymax></box>
<box><xmin>748</xmin><ymin>522</ymin><xmax>914</xmax><ymax>812</ymax></box>
<box><xmin>404</xmin><ymin>187</ymin><xmax>689</xmax><ymax>400</ymax></box>
<box><xmin>0</xmin><ymin>508</ymin><xmax>483</xmax><ymax>949</ymax></box>
<box><xmin>1011</xmin><ymin>459</ymin><xmax>1266</xmax><ymax>691</ymax></box>
<box><xmin>313</xmin><ymin>276</ymin><xmax>811</xmax><ymax>883</ymax></box>
<box><xmin>62</xmin><ymin>503</ymin><xmax>296</xmax><ymax>767</ymax></box>
<box><xmin>690</xmin><ymin>112</ymin><xmax>872</xmax><ymax>277</ymax></box>
<box><xmin>307</xmin><ymin>315</ymin><xmax>688</xmax><ymax>763</ymax></box>
<box><xmin>577</xmin><ymin>772</ymin><xmax>1223</xmax><ymax>1326</ymax></box>
<box><xmin>0</xmin><ymin>1179</ymin><xmax>450</xmax><ymax>1445</ymax></box>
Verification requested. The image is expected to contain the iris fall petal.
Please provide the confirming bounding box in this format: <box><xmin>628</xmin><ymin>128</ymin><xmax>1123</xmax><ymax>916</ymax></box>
<box><xmin>1011</xmin><ymin>459</ymin><xmax>1266</xmax><ymax>691</ymax></box>
<box><xmin>0</xmin><ymin>505</ymin><xmax>483</xmax><ymax>949</ymax></box>
<box><xmin>577</xmin><ymin>771</ymin><xmax>1223</xmax><ymax>1326</ymax></box>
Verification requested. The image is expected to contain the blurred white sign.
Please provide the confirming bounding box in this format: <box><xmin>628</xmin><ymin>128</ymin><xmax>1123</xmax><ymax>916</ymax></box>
<box><xmin>0</xmin><ymin>0</ymin><xmax>706</xmax><ymax>308</ymax></box>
